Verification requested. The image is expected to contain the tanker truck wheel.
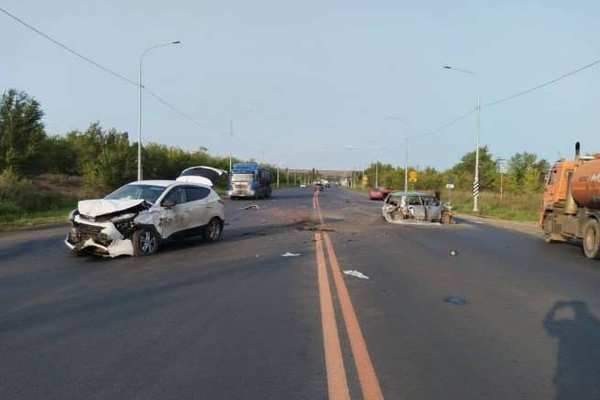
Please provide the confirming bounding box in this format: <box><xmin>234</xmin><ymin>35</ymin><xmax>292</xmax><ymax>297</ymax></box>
<box><xmin>582</xmin><ymin>219</ymin><xmax>600</xmax><ymax>260</ymax></box>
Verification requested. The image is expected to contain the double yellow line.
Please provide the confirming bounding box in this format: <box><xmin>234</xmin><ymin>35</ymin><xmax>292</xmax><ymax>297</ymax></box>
<box><xmin>312</xmin><ymin>190</ymin><xmax>384</xmax><ymax>400</ymax></box>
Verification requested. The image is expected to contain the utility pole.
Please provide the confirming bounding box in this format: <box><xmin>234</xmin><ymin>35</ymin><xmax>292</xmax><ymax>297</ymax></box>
<box><xmin>404</xmin><ymin>137</ymin><xmax>408</xmax><ymax>192</ymax></box>
<box><xmin>229</xmin><ymin>119</ymin><xmax>233</xmax><ymax>173</ymax></box>
<box><xmin>473</xmin><ymin>96</ymin><xmax>480</xmax><ymax>212</ymax></box>
<box><xmin>138</xmin><ymin>40</ymin><xmax>181</xmax><ymax>181</ymax></box>
<box><xmin>442</xmin><ymin>65</ymin><xmax>480</xmax><ymax>212</ymax></box>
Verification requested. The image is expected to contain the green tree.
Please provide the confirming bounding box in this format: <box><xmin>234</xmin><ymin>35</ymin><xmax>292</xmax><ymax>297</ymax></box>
<box><xmin>0</xmin><ymin>89</ymin><xmax>46</xmax><ymax>174</ymax></box>
<box><xmin>66</xmin><ymin>122</ymin><xmax>136</xmax><ymax>194</ymax></box>
<box><xmin>507</xmin><ymin>152</ymin><xmax>549</xmax><ymax>193</ymax></box>
<box><xmin>449</xmin><ymin>146</ymin><xmax>497</xmax><ymax>191</ymax></box>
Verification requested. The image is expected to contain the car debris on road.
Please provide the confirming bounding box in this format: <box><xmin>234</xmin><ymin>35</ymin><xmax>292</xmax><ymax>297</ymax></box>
<box><xmin>240</xmin><ymin>204</ymin><xmax>261</xmax><ymax>210</ymax></box>
<box><xmin>343</xmin><ymin>270</ymin><xmax>370</xmax><ymax>279</ymax></box>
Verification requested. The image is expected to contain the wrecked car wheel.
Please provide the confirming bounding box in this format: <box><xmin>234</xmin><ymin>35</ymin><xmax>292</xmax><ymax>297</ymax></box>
<box><xmin>203</xmin><ymin>218</ymin><xmax>223</xmax><ymax>242</ymax></box>
<box><xmin>133</xmin><ymin>228</ymin><xmax>159</xmax><ymax>256</ymax></box>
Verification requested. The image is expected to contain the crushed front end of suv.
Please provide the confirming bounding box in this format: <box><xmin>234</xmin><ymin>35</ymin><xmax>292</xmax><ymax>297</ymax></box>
<box><xmin>65</xmin><ymin>166</ymin><xmax>226</xmax><ymax>257</ymax></box>
<box><xmin>382</xmin><ymin>191</ymin><xmax>453</xmax><ymax>224</ymax></box>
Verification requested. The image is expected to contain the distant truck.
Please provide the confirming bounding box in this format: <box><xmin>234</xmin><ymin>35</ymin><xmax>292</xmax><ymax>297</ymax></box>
<box><xmin>541</xmin><ymin>142</ymin><xmax>600</xmax><ymax>259</ymax></box>
<box><xmin>228</xmin><ymin>162</ymin><xmax>272</xmax><ymax>199</ymax></box>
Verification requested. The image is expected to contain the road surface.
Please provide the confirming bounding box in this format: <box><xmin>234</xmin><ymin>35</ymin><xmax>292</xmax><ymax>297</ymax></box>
<box><xmin>1</xmin><ymin>187</ymin><xmax>600</xmax><ymax>400</ymax></box>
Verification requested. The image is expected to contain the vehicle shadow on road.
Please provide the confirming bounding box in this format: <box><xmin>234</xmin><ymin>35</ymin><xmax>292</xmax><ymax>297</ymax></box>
<box><xmin>543</xmin><ymin>300</ymin><xmax>600</xmax><ymax>399</ymax></box>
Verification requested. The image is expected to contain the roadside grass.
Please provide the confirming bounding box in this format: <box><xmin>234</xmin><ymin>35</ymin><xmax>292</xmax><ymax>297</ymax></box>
<box><xmin>446</xmin><ymin>191</ymin><xmax>541</xmax><ymax>222</ymax></box>
<box><xmin>0</xmin><ymin>205</ymin><xmax>73</xmax><ymax>231</ymax></box>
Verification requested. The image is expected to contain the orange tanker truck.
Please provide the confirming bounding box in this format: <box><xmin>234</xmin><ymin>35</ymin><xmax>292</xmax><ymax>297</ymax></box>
<box><xmin>541</xmin><ymin>142</ymin><xmax>600</xmax><ymax>259</ymax></box>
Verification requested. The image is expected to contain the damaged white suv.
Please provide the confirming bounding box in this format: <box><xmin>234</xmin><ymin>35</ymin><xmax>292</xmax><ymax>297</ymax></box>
<box><xmin>65</xmin><ymin>166</ymin><xmax>226</xmax><ymax>257</ymax></box>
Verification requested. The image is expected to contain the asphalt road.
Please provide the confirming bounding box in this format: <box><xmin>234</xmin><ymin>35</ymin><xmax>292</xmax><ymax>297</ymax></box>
<box><xmin>1</xmin><ymin>187</ymin><xmax>600</xmax><ymax>400</ymax></box>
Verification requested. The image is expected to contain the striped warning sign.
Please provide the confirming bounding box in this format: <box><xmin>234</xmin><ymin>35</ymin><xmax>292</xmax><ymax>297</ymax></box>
<box><xmin>472</xmin><ymin>180</ymin><xmax>480</xmax><ymax>197</ymax></box>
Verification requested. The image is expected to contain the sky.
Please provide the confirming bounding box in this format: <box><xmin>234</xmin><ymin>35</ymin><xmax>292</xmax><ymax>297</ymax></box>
<box><xmin>1</xmin><ymin>1</ymin><xmax>599</xmax><ymax>171</ymax></box>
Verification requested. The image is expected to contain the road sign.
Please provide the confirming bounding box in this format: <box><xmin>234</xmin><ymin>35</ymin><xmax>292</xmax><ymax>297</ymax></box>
<box><xmin>496</xmin><ymin>159</ymin><xmax>508</xmax><ymax>174</ymax></box>
<box><xmin>446</xmin><ymin>183</ymin><xmax>455</xmax><ymax>189</ymax></box>
<box><xmin>408</xmin><ymin>170</ymin><xmax>418</xmax><ymax>183</ymax></box>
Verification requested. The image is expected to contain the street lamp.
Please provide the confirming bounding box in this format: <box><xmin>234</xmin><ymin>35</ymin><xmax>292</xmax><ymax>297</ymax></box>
<box><xmin>138</xmin><ymin>40</ymin><xmax>181</xmax><ymax>181</ymax></box>
<box><xmin>384</xmin><ymin>116</ymin><xmax>410</xmax><ymax>193</ymax></box>
<box><xmin>443</xmin><ymin>65</ymin><xmax>480</xmax><ymax>212</ymax></box>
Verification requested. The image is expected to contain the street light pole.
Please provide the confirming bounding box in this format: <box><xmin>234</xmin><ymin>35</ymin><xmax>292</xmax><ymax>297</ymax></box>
<box><xmin>442</xmin><ymin>65</ymin><xmax>479</xmax><ymax>212</ymax></box>
<box><xmin>404</xmin><ymin>137</ymin><xmax>408</xmax><ymax>192</ymax></box>
<box><xmin>138</xmin><ymin>40</ymin><xmax>181</xmax><ymax>181</ymax></box>
<box><xmin>474</xmin><ymin>95</ymin><xmax>481</xmax><ymax>212</ymax></box>
<box><xmin>229</xmin><ymin>119</ymin><xmax>234</xmax><ymax>173</ymax></box>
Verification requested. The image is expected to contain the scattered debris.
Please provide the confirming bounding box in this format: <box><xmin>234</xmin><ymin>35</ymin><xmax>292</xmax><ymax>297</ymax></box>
<box><xmin>343</xmin><ymin>270</ymin><xmax>370</xmax><ymax>280</ymax></box>
<box><xmin>444</xmin><ymin>296</ymin><xmax>467</xmax><ymax>305</ymax></box>
<box><xmin>242</xmin><ymin>231</ymin><xmax>267</xmax><ymax>237</ymax></box>
<box><xmin>281</xmin><ymin>252</ymin><xmax>301</xmax><ymax>257</ymax></box>
<box><xmin>305</xmin><ymin>226</ymin><xmax>336</xmax><ymax>232</ymax></box>
<box><xmin>240</xmin><ymin>204</ymin><xmax>260</xmax><ymax>210</ymax></box>
<box><xmin>449</xmin><ymin>249</ymin><xmax>458</xmax><ymax>256</ymax></box>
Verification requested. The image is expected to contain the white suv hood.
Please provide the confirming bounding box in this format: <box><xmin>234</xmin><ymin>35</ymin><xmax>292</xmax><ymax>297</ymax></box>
<box><xmin>78</xmin><ymin>199</ymin><xmax>146</xmax><ymax>218</ymax></box>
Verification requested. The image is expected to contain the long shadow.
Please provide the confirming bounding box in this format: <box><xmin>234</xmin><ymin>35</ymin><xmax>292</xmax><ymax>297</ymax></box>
<box><xmin>543</xmin><ymin>300</ymin><xmax>600</xmax><ymax>399</ymax></box>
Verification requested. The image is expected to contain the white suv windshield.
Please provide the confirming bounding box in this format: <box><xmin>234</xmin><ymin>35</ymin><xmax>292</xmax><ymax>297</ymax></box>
<box><xmin>105</xmin><ymin>184</ymin><xmax>166</xmax><ymax>203</ymax></box>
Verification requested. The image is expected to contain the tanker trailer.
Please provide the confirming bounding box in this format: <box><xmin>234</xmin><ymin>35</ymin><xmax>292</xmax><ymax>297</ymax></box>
<box><xmin>541</xmin><ymin>142</ymin><xmax>600</xmax><ymax>259</ymax></box>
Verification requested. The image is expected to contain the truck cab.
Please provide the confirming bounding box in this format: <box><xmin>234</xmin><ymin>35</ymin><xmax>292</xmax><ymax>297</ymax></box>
<box><xmin>542</xmin><ymin>160</ymin><xmax>577</xmax><ymax>214</ymax></box>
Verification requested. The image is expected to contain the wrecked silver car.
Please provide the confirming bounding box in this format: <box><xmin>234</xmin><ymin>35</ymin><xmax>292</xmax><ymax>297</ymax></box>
<box><xmin>382</xmin><ymin>191</ymin><xmax>453</xmax><ymax>224</ymax></box>
<box><xmin>65</xmin><ymin>167</ymin><xmax>226</xmax><ymax>257</ymax></box>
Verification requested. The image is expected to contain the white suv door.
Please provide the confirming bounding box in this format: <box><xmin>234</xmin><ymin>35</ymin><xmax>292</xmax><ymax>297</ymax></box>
<box><xmin>160</xmin><ymin>186</ymin><xmax>194</xmax><ymax>238</ymax></box>
<box><xmin>184</xmin><ymin>186</ymin><xmax>212</xmax><ymax>229</ymax></box>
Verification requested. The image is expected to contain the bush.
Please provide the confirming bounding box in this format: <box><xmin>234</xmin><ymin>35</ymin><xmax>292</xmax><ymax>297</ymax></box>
<box><xmin>0</xmin><ymin>201</ymin><xmax>24</xmax><ymax>223</ymax></box>
<box><xmin>0</xmin><ymin>168</ymin><xmax>76</xmax><ymax>213</ymax></box>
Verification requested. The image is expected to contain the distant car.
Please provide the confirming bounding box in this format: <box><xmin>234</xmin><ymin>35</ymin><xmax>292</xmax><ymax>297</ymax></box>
<box><xmin>65</xmin><ymin>166</ymin><xmax>226</xmax><ymax>257</ymax></box>
<box><xmin>368</xmin><ymin>186</ymin><xmax>392</xmax><ymax>200</ymax></box>
<box><xmin>300</xmin><ymin>184</ymin><xmax>307</xmax><ymax>188</ymax></box>
<box><xmin>314</xmin><ymin>182</ymin><xmax>324</xmax><ymax>191</ymax></box>
<box><xmin>382</xmin><ymin>191</ymin><xmax>453</xmax><ymax>224</ymax></box>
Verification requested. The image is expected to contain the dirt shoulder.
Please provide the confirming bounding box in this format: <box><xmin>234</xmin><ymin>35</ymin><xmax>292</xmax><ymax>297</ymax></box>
<box><xmin>456</xmin><ymin>213</ymin><xmax>541</xmax><ymax>238</ymax></box>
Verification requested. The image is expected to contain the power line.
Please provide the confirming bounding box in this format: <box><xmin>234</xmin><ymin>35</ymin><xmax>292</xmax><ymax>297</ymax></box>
<box><xmin>144</xmin><ymin>88</ymin><xmax>229</xmax><ymax>136</ymax></box>
<box><xmin>1</xmin><ymin>6</ymin><xmax>227</xmax><ymax>138</ymax></box>
<box><xmin>484</xmin><ymin>57</ymin><xmax>600</xmax><ymax>108</ymax></box>
<box><xmin>0</xmin><ymin>6</ymin><xmax>139</xmax><ymax>87</ymax></box>
<box><xmin>411</xmin><ymin>56</ymin><xmax>600</xmax><ymax>141</ymax></box>
<box><xmin>409</xmin><ymin>108</ymin><xmax>476</xmax><ymax>140</ymax></box>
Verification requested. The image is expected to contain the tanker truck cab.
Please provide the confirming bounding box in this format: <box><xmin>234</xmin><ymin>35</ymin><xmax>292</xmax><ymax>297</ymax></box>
<box><xmin>541</xmin><ymin>142</ymin><xmax>600</xmax><ymax>259</ymax></box>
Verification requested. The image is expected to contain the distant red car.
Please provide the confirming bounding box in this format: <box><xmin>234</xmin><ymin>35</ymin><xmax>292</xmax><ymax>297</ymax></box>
<box><xmin>368</xmin><ymin>187</ymin><xmax>392</xmax><ymax>200</ymax></box>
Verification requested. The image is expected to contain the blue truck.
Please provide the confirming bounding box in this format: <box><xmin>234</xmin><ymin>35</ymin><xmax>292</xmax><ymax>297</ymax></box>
<box><xmin>228</xmin><ymin>162</ymin><xmax>272</xmax><ymax>199</ymax></box>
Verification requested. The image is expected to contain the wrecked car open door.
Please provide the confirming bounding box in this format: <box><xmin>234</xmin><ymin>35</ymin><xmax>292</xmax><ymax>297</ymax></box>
<box><xmin>177</xmin><ymin>166</ymin><xmax>226</xmax><ymax>187</ymax></box>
